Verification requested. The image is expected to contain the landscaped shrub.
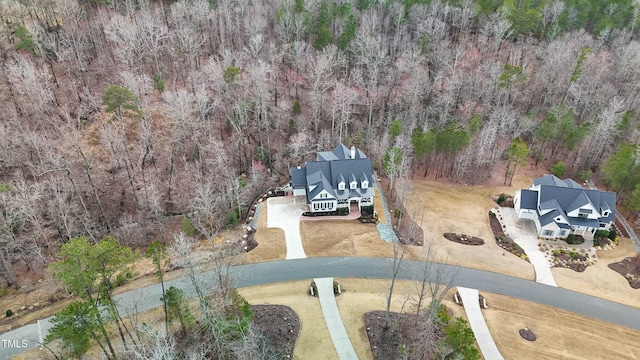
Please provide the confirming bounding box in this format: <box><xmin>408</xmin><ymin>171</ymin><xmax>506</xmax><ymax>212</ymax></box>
<box><xmin>337</xmin><ymin>207</ymin><xmax>349</xmax><ymax>215</ymax></box>
<box><xmin>393</xmin><ymin>209</ymin><xmax>402</xmax><ymax>218</ymax></box>
<box><xmin>497</xmin><ymin>194</ymin><xmax>506</xmax><ymax>205</ymax></box>
<box><xmin>566</xmin><ymin>234</ymin><xmax>576</xmax><ymax>244</ymax></box>
<box><xmin>608</xmin><ymin>229</ymin><xmax>617</xmax><ymax>240</ymax></box>
<box><xmin>569</xmin><ymin>252</ymin><xmax>578</xmax><ymax>259</ymax></box>
<box><xmin>445</xmin><ymin>317</ymin><xmax>480</xmax><ymax>360</ymax></box>
<box><xmin>436</xmin><ymin>304</ymin><xmax>450</xmax><ymax>324</ymax></box>
<box><xmin>594</xmin><ymin>230</ymin><xmax>609</xmax><ymax>238</ymax></box>
<box><xmin>361</xmin><ymin>205</ymin><xmax>374</xmax><ymax>215</ymax></box>
<box><xmin>5</xmin><ymin>309</ymin><xmax>13</xmax><ymax>317</ymax></box>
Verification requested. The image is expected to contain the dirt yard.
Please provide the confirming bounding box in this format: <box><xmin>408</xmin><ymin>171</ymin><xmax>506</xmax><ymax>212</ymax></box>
<box><xmin>483</xmin><ymin>292</ymin><xmax>640</xmax><ymax>359</ymax></box>
<box><xmin>402</xmin><ymin>174</ymin><xmax>536</xmax><ymax>280</ymax></box>
<box><xmin>299</xmin><ymin>220</ymin><xmax>422</xmax><ymax>260</ymax></box>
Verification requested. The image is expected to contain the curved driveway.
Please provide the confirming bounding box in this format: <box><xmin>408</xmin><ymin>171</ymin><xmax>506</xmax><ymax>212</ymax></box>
<box><xmin>3</xmin><ymin>257</ymin><xmax>640</xmax><ymax>359</ymax></box>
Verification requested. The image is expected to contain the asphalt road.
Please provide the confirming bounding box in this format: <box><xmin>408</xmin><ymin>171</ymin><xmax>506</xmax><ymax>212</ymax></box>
<box><xmin>3</xmin><ymin>257</ymin><xmax>640</xmax><ymax>359</ymax></box>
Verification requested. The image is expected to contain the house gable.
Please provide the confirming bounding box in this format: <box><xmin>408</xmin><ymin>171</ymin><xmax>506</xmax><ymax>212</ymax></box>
<box><xmin>311</xmin><ymin>188</ymin><xmax>336</xmax><ymax>201</ymax></box>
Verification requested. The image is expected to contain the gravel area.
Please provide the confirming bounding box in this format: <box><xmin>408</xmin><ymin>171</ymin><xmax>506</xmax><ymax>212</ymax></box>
<box><xmin>375</xmin><ymin>180</ymin><xmax>398</xmax><ymax>242</ymax></box>
<box><xmin>249</xmin><ymin>202</ymin><xmax>263</xmax><ymax>229</ymax></box>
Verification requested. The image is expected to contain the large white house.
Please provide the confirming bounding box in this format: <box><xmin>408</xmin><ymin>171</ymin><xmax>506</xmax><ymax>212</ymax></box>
<box><xmin>514</xmin><ymin>175</ymin><xmax>616</xmax><ymax>239</ymax></box>
<box><xmin>289</xmin><ymin>144</ymin><xmax>374</xmax><ymax>213</ymax></box>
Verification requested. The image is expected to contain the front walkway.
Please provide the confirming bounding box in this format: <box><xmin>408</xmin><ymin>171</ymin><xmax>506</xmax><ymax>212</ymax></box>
<box><xmin>314</xmin><ymin>277</ymin><xmax>359</xmax><ymax>360</ymax></box>
<box><xmin>457</xmin><ymin>287</ymin><xmax>504</xmax><ymax>360</ymax></box>
<box><xmin>495</xmin><ymin>207</ymin><xmax>558</xmax><ymax>286</ymax></box>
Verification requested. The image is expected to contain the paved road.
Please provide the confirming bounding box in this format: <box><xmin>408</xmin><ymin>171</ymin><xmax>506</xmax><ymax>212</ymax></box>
<box><xmin>4</xmin><ymin>257</ymin><xmax>640</xmax><ymax>359</ymax></box>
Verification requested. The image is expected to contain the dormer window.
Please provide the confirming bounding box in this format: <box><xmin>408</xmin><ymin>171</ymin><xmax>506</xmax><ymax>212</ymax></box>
<box><xmin>350</xmin><ymin>181</ymin><xmax>357</xmax><ymax>190</ymax></box>
<box><xmin>603</xmin><ymin>210</ymin><xmax>609</xmax><ymax>217</ymax></box>
<box><xmin>361</xmin><ymin>180</ymin><xmax>368</xmax><ymax>189</ymax></box>
<box><xmin>338</xmin><ymin>181</ymin><xmax>345</xmax><ymax>191</ymax></box>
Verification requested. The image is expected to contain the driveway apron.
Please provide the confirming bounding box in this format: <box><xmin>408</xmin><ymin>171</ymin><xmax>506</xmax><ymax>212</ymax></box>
<box><xmin>496</xmin><ymin>207</ymin><xmax>558</xmax><ymax>287</ymax></box>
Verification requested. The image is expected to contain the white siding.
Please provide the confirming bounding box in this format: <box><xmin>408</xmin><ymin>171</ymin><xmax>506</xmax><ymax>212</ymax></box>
<box><xmin>539</xmin><ymin>222</ymin><xmax>560</xmax><ymax>238</ymax></box>
<box><xmin>567</xmin><ymin>203</ymin><xmax>599</xmax><ymax>219</ymax></box>
<box><xmin>311</xmin><ymin>200</ymin><xmax>337</xmax><ymax>212</ymax></box>
<box><xmin>519</xmin><ymin>209</ymin><xmax>536</xmax><ymax>220</ymax></box>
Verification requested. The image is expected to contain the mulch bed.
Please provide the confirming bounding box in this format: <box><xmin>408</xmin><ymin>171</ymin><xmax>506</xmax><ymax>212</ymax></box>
<box><xmin>443</xmin><ymin>233</ymin><xmax>484</xmax><ymax>245</ymax></box>
<box><xmin>364</xmin><ymin>310</ymin><xmax>443</xmax><ymax>360</ymax></box>
<box><xmin>489</xmin><ymin>211</ymin><xmax>529</xmax><ymax>262</ymax></box>
<box><xmin>519</xmin><ymin>328</ymin><xmax>536</xmax><ymax>341</ymax></box>
<box><xmin>608</xmin><ymin>256</ymin><xmax>640</xmax><ymax>289</ymax></box>
<box><xmin>549</xmin><ymin>249</ymin><xmax>589</xmax><ymax>272</ymax></box>
<box><xmin>241</xmin><ymin>226</ymin><xmax>259</xmax><ymax>252</ymax></box>
<box><xmin>251</xmin><ymin>304</ymin><xmax>300</xmax><ymax>357</ymax></box>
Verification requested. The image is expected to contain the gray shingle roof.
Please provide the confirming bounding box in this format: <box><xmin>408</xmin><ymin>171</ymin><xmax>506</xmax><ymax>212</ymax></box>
<box><xmin>290</xmin><ymin>166</ymin><xmax>307</xmax><ymax>188</ymax></box>
<box><xmin>533</xmin><ymin>174</ymin><xmax>566</xmax><ymax>187</ymax></box>
<box><xmin>296</xmin><ymin>144</ymin><xmax>374</xmax><ymax>206</ymax></box>
<box><xmin>518</xmin><ymin>189</ymin><xmax>538</xmax><ymax>210</ymax></box>
<box><xmin>307</xmin><ymin>171</ymin><xmax>336</xmax><ymax>202</ymax></box>
<box><xmin>521</xmin><ymin>176</ymin><xmax>617</xmax><ymax>233</ymax></box>
<box><xmin>539</xmin><ymin>186</ymin><xmax>616</xmax><ymax>218</ymax></box>
<box><xmin>566</xmin><ymin>191</ymin><xmax>594</xmax><ymax>212</ymax></box>
<box><xmin>328</xmin><ymin>159</ymin><xmax>374</xmax><ymax>189</ymax></box>
<box><xmin>563</xmin><ymin>178</ymin><xmax>583</xmax><ymax>188</ymax></box>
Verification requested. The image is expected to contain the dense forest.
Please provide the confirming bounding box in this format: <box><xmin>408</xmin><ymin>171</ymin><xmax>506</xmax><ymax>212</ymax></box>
<box><xmin>1</xmin><ymin>0</ymin><xmax>640</xmax><ymax>291</ymax></box>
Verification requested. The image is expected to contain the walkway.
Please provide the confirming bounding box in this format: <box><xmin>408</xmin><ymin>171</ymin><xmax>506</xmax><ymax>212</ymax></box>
<box><xmin>494</xmin><ymin>207</ymin><xmax>558</xmax><ymax>286</ymax></box>
<box><xmin>314</xmin><ymin>277</ymin><xmax>358</xmax><ymax>360</ymax></box>
<box><xmin>586</xmin><ymin>180</ymin><xmax>640</xmax><ymax>253</ymax></box>
<box><xmin>266</xmin><ymin>197</ymin><xmax>307</xmax><ymax>259</ymax></box>
<box><xmin>457</xmin><ymin>287</ymin><xmax>504</xmax><ymax>360</ymax></box>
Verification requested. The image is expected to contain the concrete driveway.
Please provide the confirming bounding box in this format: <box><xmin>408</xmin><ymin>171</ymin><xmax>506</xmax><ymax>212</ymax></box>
<box><xmin>496</xmin><ymin>207</ymin><xmax>558</xmax><ymax>287</ymax></box>
<box><xmin>266</xmin><ymin>197</ymin><xmax>307</xmax><ymax>259</ymax></box>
